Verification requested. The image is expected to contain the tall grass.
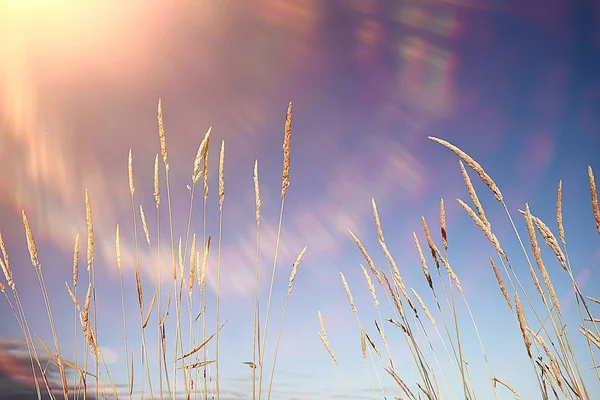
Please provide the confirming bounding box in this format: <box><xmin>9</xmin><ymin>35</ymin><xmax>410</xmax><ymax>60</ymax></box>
<box><xmin>317</xmin><ymin>137</ymin><xmax>600</xmax><ymax>399</ymax></box>
<box><xmin>0</xmin><ymin>104</ymin><xmax>599</xmax><ymax>400</ymax></box>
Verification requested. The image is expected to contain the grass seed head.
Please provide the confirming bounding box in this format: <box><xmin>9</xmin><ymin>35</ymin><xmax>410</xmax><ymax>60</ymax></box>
<box><xmin>281</xmin><ymin>102</ymin><xmax>292</xmax><ymax>199</ymax></box>
<box><xmin>440</xmin><ymin>198</ymin><xmax>448</xmax><ymax>251</ymax></box>
<box><xmin>556</xmin><ymin>180</ymin><xmax>564</xmax><ymax>245</ymax></box>
<box><xmin>154</xmin><ymin>154</ymin><xmax>160</xmax><ymax>208</ymax></box>
<box><xmin>72</xmin><ymin>233</ymin><xmax>80</xmax><ymax>287</ymax></box>
<box><xmin>589</xmin><ymin>166</ymin><xmax>600</xmax><ymax>235</ymax></box>
<box><xmin>22</xmin><ymin>211</ymin><xmax>40</xmax><ymax>269</ymax></box>
<box><xmin>219</xmin><ymin>140</ymin><xmax>225</xmax><ymax>207</ymax></box>
<box><xmin>128</xmin><ymin>148</ymin><xmax>135</xmax><ymax>195</ymax></box>
<box><xmin>429</xmin><ymin>136</ymin><xmax>503</xmax><ymax>202</ymax></box>
<box><xmin>158</xmin><ymin>99</ymin><xmax>168</xmax><ymax>166</ymax></box>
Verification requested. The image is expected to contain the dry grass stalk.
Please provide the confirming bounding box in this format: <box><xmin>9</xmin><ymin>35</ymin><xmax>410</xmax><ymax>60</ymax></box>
<box><xmin>428</xmin><ymin>136</ymin><xmax>503</xmax><ymax>202</ymax></box>
<box><xmin>85</xmin><ymin>190</ymin><xmax>94</xmax><ymax>270</ymax></box>
<box><xmin>281</xmin><ymin>101</ymin><xmax>292</xmax><ymax>199</ymax></box>
<box><xmin>340</xmin><ymin>272</ymin><xmax>357</xmax><ymax>314</ymax></box>
<box><xmin>521</xmin><ymin>210</ymin><xmax>568</xmax><ymax>272</ymax></box>
<box><xmin>589</xmin><ymin>166</ymin><xmax>600</xmax><ymax>235</ymax></box>
<box><xmin>360</xmin><ymin>327</ymin><xmax>366</xmax><ymax>359</ymax></box>
<box><xmin>457</xmin><ymin>198</ymin><xmax>506</xmax><ymax>260</ymax></box>
<box><xmin>157</xmin><ymin>99</ymin><xmax>168</xmax><ymax>166</ymax></box>
<box><xmin>360</xmin><ymin>264</ymin><xmax>378</xmax><ymax>308</ymax></box>
<box><xmin>440</xmin><ymin>198</ymin><xmax>448</xmax><ymax>252</ymax></box>
<box><xmin>219</xmin><ymin>140</ymin><xmax>225</xmax><ymax>207</ymax></box>
<box><xmin>193</xmin><ymin>127</ymin><xmax>211</xmax><ymax>183</ymax></box>
<box><xmin>556</xmin><ymin>180</ymin><xmax>564</xmax><ymax>246</ymax></box>
<box><xmin>318</xmin><ymin>331</ymin><xmax>337</xmax><ymax>365</ymax></box>
<box><xmin>378</xmin><ymin>239</ymin><xmax>399</xmax><ymax>280</ymax></box>
<box><xmin>178</xmin><ymin>320</ymin><xmax>228</xmax><ymax>360</ymax></box>
<box><xmin>140</xmin><ymin>205</ymin><xmax>151</xmax><ymax>247</ymax></box>
<box><xmin>21</xmin><ymin>211</ymin><xmax>40</xmax><ymax>269</ymax></box>
<box><xmin>413</xmin><ymin>233</ymin><xmax>433</xmax><ymax>290</ymax></box>
<box><xmin>374</xmin><ymin>320</ymin><xmax>388</xmax><ymax>349</ymax></box>
<box><xmin>385</xmin><ymin>367</ymin><xmax>416</xmax><ymax>399</ymax></box>
<box><xmin>203</xmin><ymin>134</ymin><xmax>210</xmax><ymax>200</ymax></box>
<box><xmin>434</xmin><ymin>248</ymin><xmax>463</xmax><ymax>295</ymax></box>
<box><xmin>65</xmin><ymin>282</ymin><xmax>82</xmax><ymax>312</ymax></box>
<box><xmin>372</xmin><ymin>198</ymin><xmax>384</xmax><ymax>243</ymax></box>
<box><xmin>580</xmin><ymin>326</ymin><xmax>600</xmax><ymax>349</ymax></box>
<box><xmin>0</xmin><ymin>232</ymin><xmax>9</xmax><ymax>271</ymax></box>
<box><xmin>0</xmin><ymin>242</ymin><xmax>14</xmax><ymax>291</ymax></box>
<box><xmin>527</xmin><ymin>327</ymin><xmax>562</xmax><ymax>389</ymax></box>
<box><xmin>410</xmin><ymin>288</ymin><xmax>435</xmax><ymax>326</ymax></box>
<box><xmin>80</xmin><ymin>281</ymin><xmax>99</xmax><ymax>359</ymax></box>
<box><xmin>128</xmin><ymin>148</ymin><xmax>135</xmax><ymax>195</ymax></box>
<box><xmin>395</xmin><ymin>277</ymin><xmax>416</xmax><ymax>314</ymax></box>
<box><xmin>115</xmin><ymin>225</ymin><xmax>122</xmax><ymax>271</ymax></box>
<box><xmin>178</xmin><ymin>237</ymin><xmax>184</xmax><ymax>280</ymax></box>
<box><xmin>0</xmin><ymin>258</ymin><xmax>12</xmax><ymax>291</ymax></box>
<box><xmin>515</xmin><ymin>292</ymin><xmax>532</xmax><ymax>358</ymax></box>
<box><xmin>199</xmin><ymin>235</ymin><xmax>211</xmax><ymax>287</ymax></box>
<box><xmin>421</xmin><ymin>217</ymin><xmax>440</xmax><ymax>269</ymax></box>
<box><xmin>489</xmin><ymin>257</ymin><xmax>511</xmax><ymax>309</ymax></box>
<box><xmin>318</xmin><ymin>311</ymin><xmax>327</xmax><ymax>337</ymax></box>
<box><xmin>142</xmin><ymin>291</ymin><xmax>157</xmax><ymax>329</ymax></box>
<box><xmin>381</xmin><ymin>270</ymin><xmax>404</xmax><ymax>317</ymax></box>
<box><xmin>189</xmin><ymin>234</ymin><xmax>197</xmax><ymax>292</ymax></box>
<box><xmin>0</xmin><ymin>281</ymin><xmax>4</xmax><ymax>292</ymax></box>
<box><xmin>72</xmin><ymin>233</ymin><xmax>80</xmax><ymax>288</ymax></box>
<box><xmin>287</xmin><ymin>246</ymin><xmax>308</xmax><ymax>295</ymax></box>
<box><xmin>587</xmin><ymin>296</ymin><xmax>600</xmax><ymax>305</ymax></box>
<box><xmin>254</xmin><ymin>160</ymin><xmax>261</xmax><ymax>226</ymax></box>
<box><xmin>348</xmin><ymin>229</ymin><xmax>382</xmax><ymax>285</ymax></box>
<box><xmin>154</xmin><ymin>154</ymin><xmax>160</xmax><ymax>208</ymax></box>
<box><xmin>493</xmin><ymin>377</ymin><xmax>520</xmax><ymax>399</ymax></box>
<box><xmin>524</xmin><ymin>204</ymin><xmax>560</xmax><ymax>312</ymax></box>
<box><xmin>365</xmin><ymin>333</ymin><xmax>382</xmax><ymax>357</ymax></box>
<box><xmin>135</xmin><ymin>259</ymin><xmax>144</xmax><ymax>312</ymax></box>
<box><xmin>459</xmin><ymin>160</ymin><xmax>491</xmax><ymax>229</ymax></box>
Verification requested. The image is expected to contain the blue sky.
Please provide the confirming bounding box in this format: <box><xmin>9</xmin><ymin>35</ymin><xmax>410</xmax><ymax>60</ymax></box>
<box><xmin>0</xmin><ymin>1</ymin><xmax>599</xmax><ymax>399</ymax></box>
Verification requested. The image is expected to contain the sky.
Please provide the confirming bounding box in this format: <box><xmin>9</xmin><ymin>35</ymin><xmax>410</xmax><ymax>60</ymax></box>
<box><xmin>0</xmin><ymin>0</ymin><xmax>599</xmax><ymax>399</ymax></box>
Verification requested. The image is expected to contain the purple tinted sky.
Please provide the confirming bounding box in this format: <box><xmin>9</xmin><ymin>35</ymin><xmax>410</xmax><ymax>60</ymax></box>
<box><xmin>0</xmin><ymin>1</ymin><xmax>599</xmax><ymax>399</ymax></box>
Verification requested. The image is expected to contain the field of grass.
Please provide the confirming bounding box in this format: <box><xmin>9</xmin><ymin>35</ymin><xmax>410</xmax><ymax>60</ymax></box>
<box><xmin>1</xmin><ymin>101</ymin><xmax>599</xmax><ymax>400</ymax></box>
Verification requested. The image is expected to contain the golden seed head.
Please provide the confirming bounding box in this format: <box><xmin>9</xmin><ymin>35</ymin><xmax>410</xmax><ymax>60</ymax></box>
<box><xmin>429</xmin><ymin>136</ymin><xmax>503</xmax><ymax>202</ymax></box>
<box><xmin>254</xmin><ymin>160</ymin><xmax>261</xmax><ymax>226</ymax></box>
<box><xmin>440</xmin><ymin>198</ymin><xmax>448</xmax><ymax>251</ymax></box>
<box><xmin>21</xmin><ymin>211</ymin><xmax>39</xmax><ymax>269</ymax></box>
<box><xmin>219</xmin><ymin>140</ymin><xmax>225</xmax><ymax>207</ymax></box>
<box><xmin>193</xmin><ymin>127</ymin><xmax>211</xmax><ymax>183</ymax></box>
<box><xmin>72</xmin><ymin>233</ymin><xmax>80</xmax><ymax>287</ymax></box>
<box><xmin>154</xmin><ymin>154</ymin><xmax>160</xmax><ymax>208</ymax></box>
<box><xmin>588</xmin><ymin>166</ymin><xmax>600</xmax><ymax>235</ymax></box>
<box><xmin>85</xmin><ymin>190</ymin><xmax>94</xmax><ymax>270</ymax></box>
<box><xmin>372</xmin><ymin>198</ymin><xmax>384</xmax><ymax>243</ymax></box>
<box><xmin>360</xmin><ymin>264</ymin><xmax>378</xmax><ymax>308</ymax></box>
<box><xmin>115</xmin><ymin>225</ymin><xmax>122</xmax><ymax>272</ymax></box>
<box><xmin>158</xmin><ymin>99</ymin><xmax>168</xmax><ymax>165</ymax></box>
<box><xmin>281</xmin><ymin>101</ymin><xmax>292</xmax><ymax>199</ymax></box>
<box><xmin>200</xmin><ymin>235</ymin><xmax>211</xmax><ymax>287</ymax></box>
<box><xmin>489</xmin><ymin>257</ymin><xmax>511</xmax><ymax>309</ymax></box>
<box><xmin>140</xmin><ymin>205</ymin><xmax>150</xmax><ymax>247</ymax></box>
<box><xmin>339</xmin><ymin>272</ymin><xmax>357</xmax><ymax>314</ymax></box>
<box><xmin>287</xmin><ymin>246</ymin><xmax>307</xmax><ymax>295</ymax></box>
<box><xmin>128</xmin><ymin>148</ymin><xmax>135</xmax><ymax>195</ymax></box>
<box><xmin>556</xmin><ymin>180</ymin><xmax>564</xmax><ymax>245</ymax></box>
<box><xmin>348</xmin><ymin>229</ymin><xmax>382</xmax><ymax>285</ymax></box>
